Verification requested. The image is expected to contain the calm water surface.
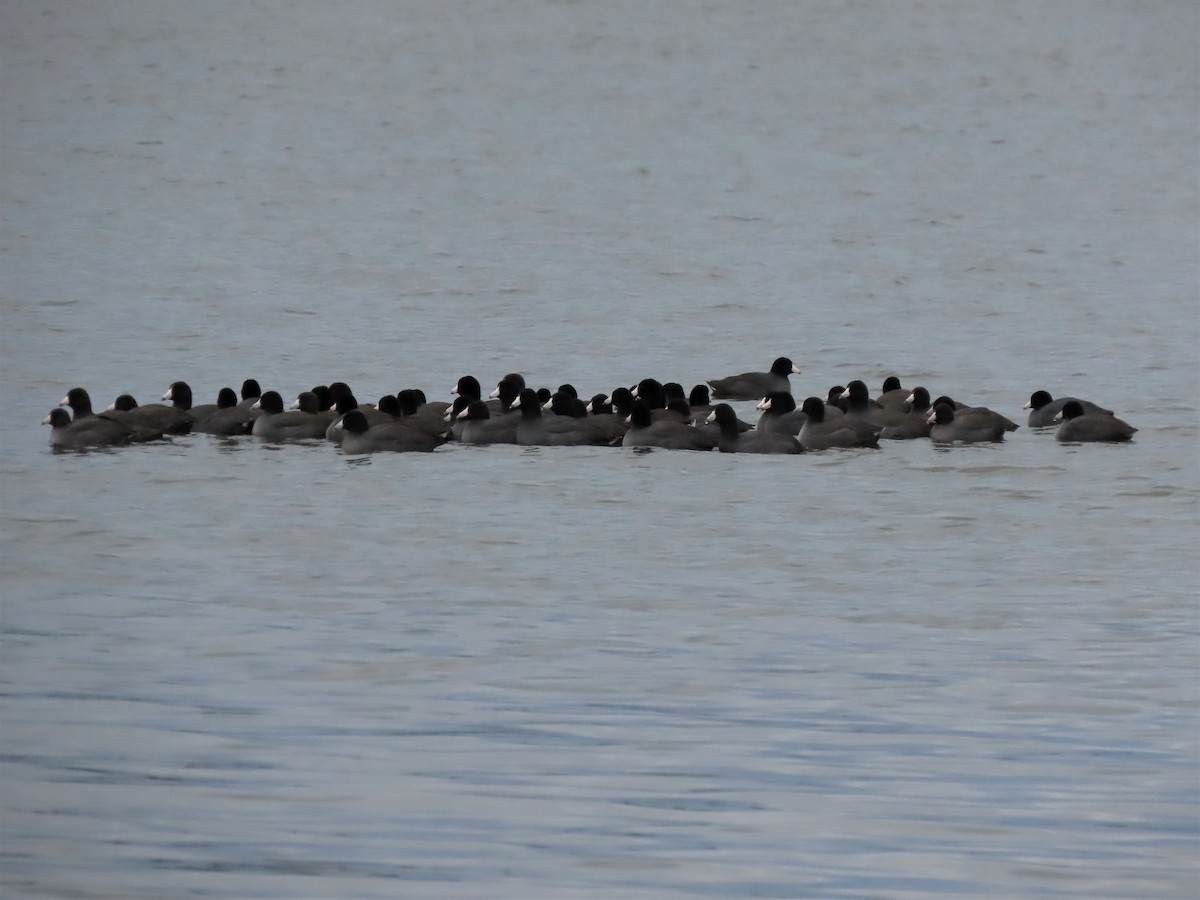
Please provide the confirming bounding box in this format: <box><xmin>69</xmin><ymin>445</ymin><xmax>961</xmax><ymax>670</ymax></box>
<box><xmin>2</xmin><ymin>2</ymin><xmax>1198</xmax><ymax>897</ymax></box>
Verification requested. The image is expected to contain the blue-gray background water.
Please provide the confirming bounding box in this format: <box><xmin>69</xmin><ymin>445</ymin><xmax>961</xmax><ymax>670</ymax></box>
<box><xmin>2</xmin><ymin>2</ymin><xmax>1198</xmax><ymax>897</ymax></box>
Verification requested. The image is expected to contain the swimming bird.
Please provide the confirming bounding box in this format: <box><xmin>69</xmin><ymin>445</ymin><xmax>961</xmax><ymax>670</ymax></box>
<box><xmin>43</xmin><ymin>406</ymin><xmax>148</xmax><ymax>448</ymax></box>
<box><xmin>192</xmin><ymin>388</ymin><xmax>254</xmax><ymax>435</ymax></box>
<box><xmin>512</xmin><ymin>388</ymin><xmax>596</xmax><ymax>446</ymax></box>
<box><xmin>251</xmin><ymin>391</ymin><xmax>329</xmax><ymax>440</ymax></box>
<box><xmin>927</xmin><ymin>404</ymin><xmax>1013</xmax><ymax>443</ymax></box>
<box><xmin>797</xmin><ymin>397</ymin><xmax>881</xmax><ymax>450</ymax></box>
<box><xmin>840</xmin><ymin>380</ymin><xmax>886</xmax><ymax>424</ymax></box>
<box><xmin>334</xmin><ymin>409</ymin><xmax>448</xmax><ymax>453</ymax></box>
<box><xmin>102</xmin><ymin>388</ymin><xmax>193</xmax><ymax>434</ymax></box>
<box><xmin>238</xmin><ymin>379</ymin><xmax>263</xmax><ymax>409</ymax></box>
<box><xmin>622</xmin><ymin>400</ymin><xmax>716</xmax><ymax>451</ymax></box>
<box><xmin>1024</xmin><ymin>390</ymin><xmax>1114</xmax><ymax>428</ymax></box>
<box><xmin>708</xmin><ymin>357</ymin><xmax>800</xmax><ymax>401</ymax></box>
<box><xmin>458</xmin><ymin>400</ymin><xmax>519</xmax><ymax>445</ymax></box>
<box><xmin>755</xmin><ymin>392</ymin><xmax>806</xmax><ymax>436</ymax></box>
<box><xmin>1055</xmin><ymin>401</ymin><xmax>1136</xmax><ymax>442</ymax></box>
<box><xmin>708</xmin><ymin>404</ymin><xmax>802</xmax><ymax>454</ymax></box>
<box><xmin>876</xmin><ymin>376</ymin><xmax>910</xmax><ymax>411</ymax></box>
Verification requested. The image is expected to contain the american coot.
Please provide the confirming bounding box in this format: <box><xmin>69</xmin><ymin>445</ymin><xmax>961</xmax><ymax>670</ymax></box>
<box><xmin>878</xmin><ymin>405</ymin><xmax>932</xmax><ymax>440</ymax></box>
<box><xmin>452</xmin><ymin>375</ymin><xmax>483</xmax><ymax>400</ymax></box>
<box><xmin>546</xmin><ymin>393</ymin><xmax>626</xmax><ymax>443</ymax></box>
<box><xmin>43</xmin><ymin>407</ymin><xmax>148</xmax><ymax>448</ymax></box>
<box><xmin>251</xmin><ymin>391</ymin><xmax>329</xmax><ymax>441</ymax></box>
<box><xmin>632</xmin><ymin>378</ymin><xmax>668</xmax><ymax>410</ymax></box>
<box><xmin>840</xmin><ymin>381</ymin><xmax>930</xmax><ymax>439</ymax></box>
<box><xmin>904</xmin><ymin>387</ymin><xmax>933</xmax><ymax>415</ymax></box>
<box><xmin>102</xmin><ymin>389</ymin><xmax>193</xmax><ymax>434</ymax></box>
<box><xmin>1055</xmin><ymin>401</ymin><xmax>1136</xmax><ymax>442</ymax></box>
<box><xmin>927</xmin><ymin>404</ymin><xmax>1012</xmax><ymax>443</ymax></box>
<box><xmin>489</xmin><ymin>376</ymin><xmax>524</xmax><ymax>412</ymax></box>
<box><xmin>58</xmin><ymin>387</ymin><xmax>160</xmax><ymax>442</ymax></box>
<box><xmin>797</xmin><ymin>397</ymin><xmax>881</xmax><ymax>450</ymax></box>
<box><xmin>545</xmin><ymin>391</ymin><xmax>590</xmax><ymax>419</ymax></box>
<box><xmin>162</xmin><ymin>381</ymin><xmax>215</xmax><ymax>422</ymax></box>
<box><xmin>459</xmin><ymin>400</ymin><xmax>519</xmax><ymax>445</ymax></box>
<box><xmin>512</xmin><ymin>389</ymin><xmax>595</xmax><ymax>446</ymax></box>
<box><xmin>392</xmin><ymin>389</ymin><xmax>455</xmax><ymax>438</ymax></box>
<box><xmin>755</xmin><ymin>392</ymin><xmax>807</xmax><ymax>436</ymax></box>
<box><xmin>840</xmin><ymin>380</ymin><xmax>886</xmax><ymax>424</ymax></box>
<box><xmin>876</xmin><ymin>376</ymin><xmax>910</xmax><ymax>412</ymax></box>
<box><xmin>934</xmin><ymin>401</ymin><xmax>1018</xmax><ymax>437</ymax></box>
<box><xmin>1024</xmin><ymin>390</ymin><xmax>1114</xmax><ymax>428</ymax></box>
<box><xmin>708</xmin><ymin>357</ymin><xmax>800</xmax><ymax>401</ymax></box>
<box><xmin>685</xmin><ymin>384</ymin><xmax>718</xmax><ymax>425</ymax></box>
<box><xmin>586</xmin><ymin>393</ymin><xmax>613</xmax><ymax>415</ymax></box>
<box><xmin>323</xmin><ymin>394</ymin><xmax>369</xmax><ymax>444</ymax></box>
<box><xmin>334</xmin><ymin>410</ymin><xmax>447</xmax><ymax>454</ymax></box>
<box><xmin>193</xmin><ymin>387</ymin><xmax>254</xmax><ymax>435</ymax></box>
<box><xmin>708</xmin><ymin>404</ymin><xmax>802</xmax><ymax>454</ymax></box>
<box><xmin>622</xmin><ymin>401</ymin><xmax>716</xmax><ymax>451</ymax></box>
<box><xmin>238</xmin><ymin>379</ymin><xmax>262</xmax><ymax>409</ymax></box>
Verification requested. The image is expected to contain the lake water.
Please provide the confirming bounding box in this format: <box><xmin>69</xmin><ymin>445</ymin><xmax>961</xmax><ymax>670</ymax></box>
<box><xmin>2</xmin><ymin>1</ymin><xmax>1198</xmax><ymax>897</ymax></box>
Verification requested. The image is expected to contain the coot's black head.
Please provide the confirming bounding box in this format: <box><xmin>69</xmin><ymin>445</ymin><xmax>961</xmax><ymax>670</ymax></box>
<box><xmin>761</xmin><ymin>391</ymin><xmax>796</xmax><ymax>414</ymax></box>
<box><xmin>932</xmin><ymin>395</ymin><xmax>958</xmax><ymax>410</ymax></box>
<box><xmin>826</xmin><ymin>386</ymin><xmax>848</xmax><ymax>411</ymax></box>
<box><xmin>514</xmin><ymin>388</ymin><xmax>543</xmax><ymax>418</ymax></box>
<box><xmin>334</xmin><ymin>394</ymin><xmax>359</xmax><ymax>414</ymax></box>
<box><xmin>556</xmin><ymin>383</ymin><xmax>578</xmax><ymax>399</ymax></box>
<box><xmin>43</xmin><ymin>408</ymin><xmax>71</xmax><ymax>427</ymax></box>
<box><xmin>547</xmin><ymin>392</ymin><xmax>586</xmax><ymax>418</ymax></box>
<box><xmin>453</xmin><ymin>375</ymin><xmax>482</xmax><ymax>400</ymax></box>
<box><xmin>111</xmin><ymin>394</ymin><xmax>139</xmax><ymax>412</ymax></box>
<box><xmin>881</xmin><ymin>376</ymin><xmax>902</xmax><ymax>393</ymax></box>
<box><xmin>800</xmin><ymin>397</ymin><xmax>827</xmax><ymax>422</ymax></box>
<box><xmin>627</xmin><ymin>400</ymin><xmax>653</xmax><ymax>429</ymax></box>
<box><xmin>311</xmin><ymin>385</ymin><xmax>334</xmax><ymax>410</ymax></box>
<box><xmin>463</xmin><ymin>400</ymin><xmax>491</xmax><ymax>421</ymax></box>
<box><xmin>929</xmin><ymin>403</ymin><xmax>956</xmax><ymax>424</ymax></box>
<box><xmin>340</xmin><ymin>410</ymin><xmax>370</xmax><ymax>433</ymax></box>
<box><xmin>688</xmin><ymin>384</ymin><xmax>711</xmax><ymax>407</ymax></box>
<box><xmin>843</xmin><ymin>380</ymin><xmax>871</xmax><ymax>408</ymax></box>
<box><xmin>241</xmin><ymin>379</ymin><xmax>262</xmax><ymax>401</ymax></box>
<box><xmin>163</xmin><ymin>381</ymin><xmax>193</xmax><ymax>409</ymax></box>
<box><xmin>1058</xmin><ymin>400</ymin><xmax>1085</xmax><ymax>421</ymax></box>
<box><xmin>770</xmin><ymin>357</ymin><xmax>799</xmax><ymax>376</ymax></box>
<box><xmin>607</xmin><ymin>387</ymin><xmax>636</xmax><ymax>416</ymax></box>
<box><xmin>708</xmin><ymin>402</ymin><xmax>739</xmax><ymax>432</ymax></box>
<box><xmin>61</xmin><ymin>387</ymin><xmax>94</xmax><ymax>415</ymax></box>
<box><xmin>907</xmin><ymin>387</ymin><xmax>931</xmax><ymax>411</ymax></box>
<box><xmin>293</xmin><ymin>391</ymin><xmax>320</xmax><ymax>413</ymax></box>
<box><xmin>634</xmin><ymin>378</ymin><xmax>666</xmax><ymax>409</ymax></box>
<box><xmin>664</xmin><ymin>382</ymin><xmax>685</xmax><ymax>404</ymax></box>
<box><xmin>257</xmin><ymin>391</ymin><xmax>285</xmax><ymax>414</ymax></box>
<box><xmin>447</xmin><ymin>395</ymin><xmax>472</xmax><ymax>421</ymax></box>
<box><xmin>493</xmin><ymin>376</ymin><xmax>523</xmax><ymax>409</ymax></box>
<box><xmin>1027</xmin><ymin>390</ymin><xmax>1053</xmax><ymax>410</ymax></box>
<box><xmin>377</xmin><ymin>395</ymin><xmax>401</xmax><ymax>418</ymax></box>
<box><xmin>588</xmin><ymin>393</ymin><xmax>612</xmax><ymax>415</ymax></box>
<box><xmin>216</xmin><ymin>387</ymin><xmax>239</xmax><ymax>408</ymax></box>
<box><xmin>391</xmin><ymin>390</ymin><xmax>417</xmax><ymax>416</ymax></box>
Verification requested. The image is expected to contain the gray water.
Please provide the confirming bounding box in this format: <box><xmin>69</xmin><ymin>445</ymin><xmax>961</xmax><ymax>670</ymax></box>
<box><xmin>2</xmin><ymin>1</ymin><xmax>1198</xmax><ymax>897</ymax></box>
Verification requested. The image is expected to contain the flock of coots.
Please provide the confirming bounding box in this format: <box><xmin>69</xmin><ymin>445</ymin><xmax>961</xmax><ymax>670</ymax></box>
<box><xmin>43</xmin><ymin>357</ymin><xmax>1138</xmax><ymax>452</ymax></box>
